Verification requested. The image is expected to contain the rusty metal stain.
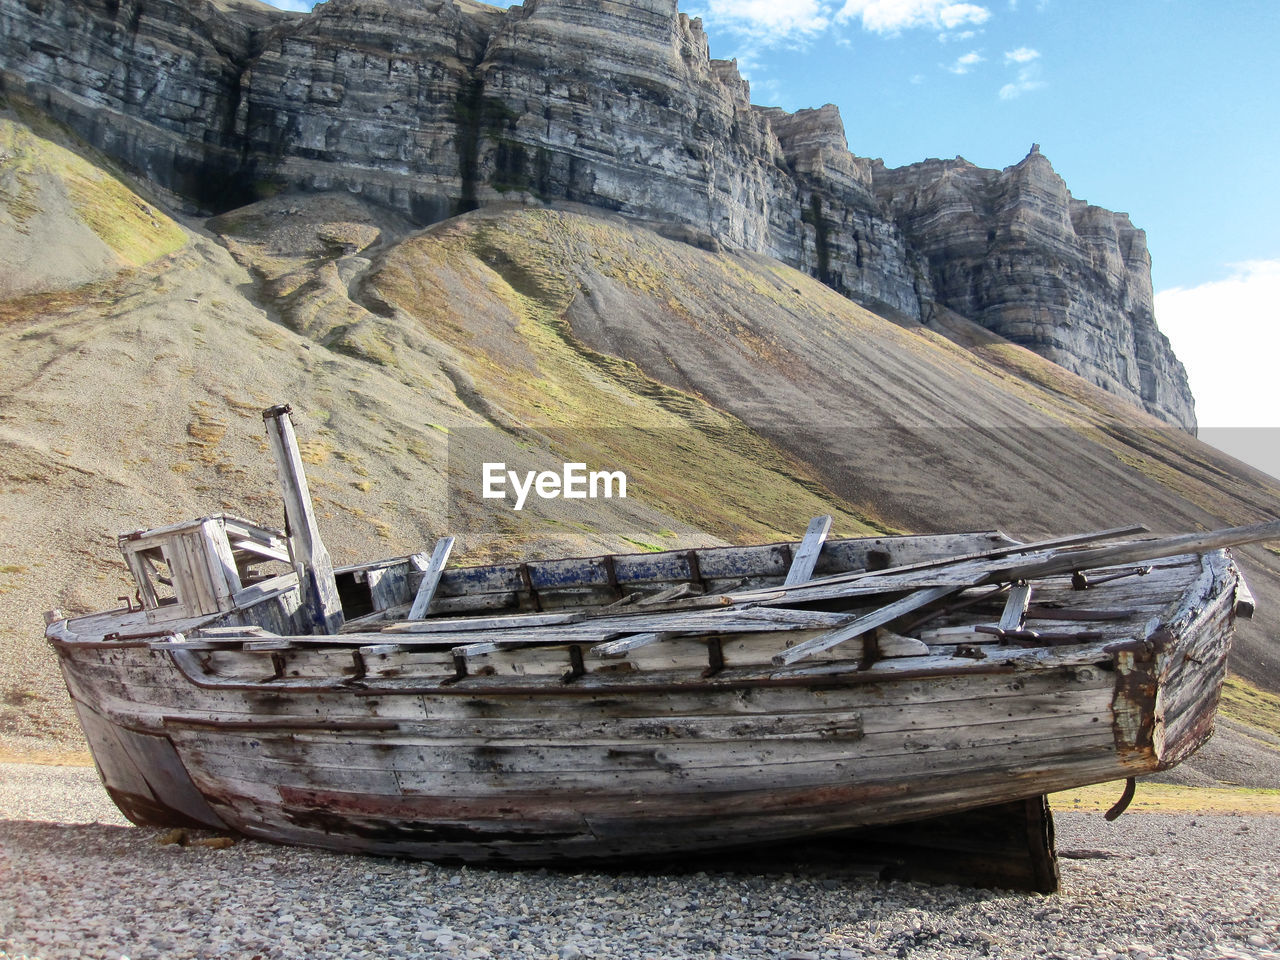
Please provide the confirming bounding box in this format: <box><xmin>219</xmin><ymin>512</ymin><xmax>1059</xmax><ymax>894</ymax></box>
<box><xmin>1109</xmin><ymin>633</ymin><xmax>1167</xmax><ymax>760</ymax></box>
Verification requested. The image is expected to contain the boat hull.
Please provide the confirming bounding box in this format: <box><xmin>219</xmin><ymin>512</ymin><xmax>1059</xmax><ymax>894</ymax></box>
<box><xmin>51</xmin><ymin>551</ymin><xmax>1237</xmax><ymax>865</ymax></box>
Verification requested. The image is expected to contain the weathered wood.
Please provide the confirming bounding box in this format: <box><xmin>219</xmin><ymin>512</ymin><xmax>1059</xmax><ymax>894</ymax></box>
<box><xmin>785</xmin><ymin>515</ymin><xmax>833</xmax><ymax>586</ymax></box>
<box><xmin>385</xmin><ymin>612</ymin><xmax>584</xmax><ymax>635</ymax></box>
<box><xmin>1023</xmin><ymin>606</ymin><xmax>1133</xmax><ymax>622</ymax></box>
<box><xmin>637</xmin><ymin>583</ymin><xmax>699</xmax><ymax>605</ymax></box>
<box><xmin>773</xmin><ymin>585</ymin><xmax>967</xmax><ymax>665</ymax></box>
<box><xmin>197</xmin><ymin>626</ymin><xmax>278</xmax><ymax>639</ymax></box>
<box><xmin>262</xmin><ymin>406</ymin><xmax>344</xmax><ymax>635</ymax></box>
<box><xmin>419</xmin><ymin>533</ymin><xmax>1015</xmax><ymax>608</ymax></box>
<box><xmin>408</xmin><ymin>537</ymin><xmax>455</xmax><ymax>620</ymax></box>
<box><xmin>988</xmin><ymin>519</ymin><xmax>1280</xmax><ymax>583</ymax></box>
<box><xmin>430</xmin><ymin>592</ymin><xmax>519</xmax><ymax>614</ymax></box>
<box><xmin>590</xmin><ymin>594</ymin><xmax>740</xmax><ymax>617</ymax></box>
<box><xmin>231</xmin><ymin>574</ymin><xmax>297</xmax><ymax>608</ymax></box>
<box><xmin>736</xmin><ymin>525</ymin><xmax>1151</xmax><ymax>601</ymax></box>
<box><xmin>998</xmin><ymin>583</ymin><xmax>1032</xmax><ymax>632</ymax></box>
<box><xmin>223</xmin><ymin>517</ymin><xmax>290</xmax><ymax>564</ymax></box>
<box><xmin>46</xmin><ymin>470</ymin><xmax>1248</xmax><ymax>884</ymax></box>
<box><xmin>243</xmin><ymin>639</ymin><xmax>298</xmax><ymax>651</ymax></box>
<box><xmin>200</xmin><ymin>519</ymin><xmax>243</xmax><ymax>611</ymax></box>
<box><xmin>358</xmin><ymin>643</ymin><xmax>413</xmax><ymax>657</ymax></box>
<box><xmin>364</xmin><ymin>564</ymin><xmax>413</xmax><ymax>614</ymax></box>
<box><xmin>591</xmin><ymin>632</ymin><xmax>675</xmax><ymax>659</ymax></box>
<box><xmin>148</xmin><ymin>639</ymin><xmax>222</xmax><ymax>652</ymax></box>
<box><xmin>872</xmin><ymin>631</ymin><xmax>931</xmax><ymax>658</ymax></box>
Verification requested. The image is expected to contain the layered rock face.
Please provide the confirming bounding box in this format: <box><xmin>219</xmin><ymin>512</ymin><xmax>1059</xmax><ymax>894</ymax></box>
<box><xmin>0</xmin><ymin>0</ymin><xmax>1194</xmax><ymax>428</ymax></box>
<box><xmin>873</xmin><ymin>147</ymin><xmax>1194</xmax><ymax>428</ymax></box>
<box><xmin>240</xmin><ymin>0</ymin><xmax>503</xmax><ymax>224</ymax></box>
<box><xmin>0</xmin><ymin>0</ymin><xmax>274</xmax><ymax>206</ymax></box>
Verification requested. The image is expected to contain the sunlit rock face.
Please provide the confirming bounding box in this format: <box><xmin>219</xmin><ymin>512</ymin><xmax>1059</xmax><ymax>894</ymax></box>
<box><xmin>873</xmin><ymin>147</ymin><xmax>1194</xmax><ymax>428</ymax></box>
<box><xmin>0</xmin><ymin>0</ymin><xmax>1193</xmax><ymax>428</ymax></box>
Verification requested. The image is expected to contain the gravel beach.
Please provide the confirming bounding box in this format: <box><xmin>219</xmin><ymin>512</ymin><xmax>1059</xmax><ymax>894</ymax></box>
<box><xmin>1</xmin><ymin>763</ymin><xmax>1277</xmax><ymax>960</ymax></box>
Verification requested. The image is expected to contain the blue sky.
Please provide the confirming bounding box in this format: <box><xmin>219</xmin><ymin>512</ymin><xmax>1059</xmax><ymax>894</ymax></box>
<box><xmin>260</xmin><ymin>0</ymin><xmax>1278</xmax><ymax>461</ymax></box>
<box><xmin>686</xmin><ymin>0</ymin><xmax>1279</xmax><ymax>289</ymax></box>
<box><xmin>681</xmin><ymin>0</ymin><xmax>1280</xmax><ymax>459</ymax></box>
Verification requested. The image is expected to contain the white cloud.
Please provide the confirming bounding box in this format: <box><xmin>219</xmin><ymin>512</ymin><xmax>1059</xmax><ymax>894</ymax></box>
<box><xmin>835</xmin><ymin>0</ymin><xmax>991</xmax><ymax>34</ymax></box>
<box><xmin>948</xmin><ymin>50</ymin><xmax>985</xmax><ymax>74</ymax></box>
<box><xmin>700</xmin><ymin>0</ymin><xmax>831</xmax><ymax>41</ymax></box>
<box><xmin>999</xmin><ymin>60</ymin><xmax>1044</xmax><ymax>98</ymax></box>
<box><xmin>939</xmin><ymin>3</ymin><xmax>989</xmax><ymax>27</ymax></box>
<box><xmin>999</xmin><ymin>75</ymin><xmax>1043</xmax><ymax>98</ymax></box>
<box><xmin>1156</xmin><ymin>260</ymin><xmax>1280</xmax><ymax>430</ymax></box>
<box><xmin>998</xmin><ymin>46</ymin><xmax>1044</xmax><ymax>97</ymax></box>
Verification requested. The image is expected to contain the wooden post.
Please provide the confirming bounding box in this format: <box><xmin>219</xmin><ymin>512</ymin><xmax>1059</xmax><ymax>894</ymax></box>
<box><xmin>262</xmin><ymin>405</ymin><xmax>345</xmax><ymax>635</ymax></box>
<box><xmin>785</xmin><ymin>515</ymin><xmax>833</xmax><ymax>586</ymax></box>
<box><xmin>408</xmin><ymin>537</ymin><xmax>455</xmax><ymax>620</ymax></box>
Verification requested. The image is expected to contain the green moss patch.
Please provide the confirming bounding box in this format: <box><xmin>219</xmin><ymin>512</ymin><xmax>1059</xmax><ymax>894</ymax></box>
<box><xmin>0</xmin><ymin>108</ymin><xmax>186</xmax><ymax>266</ymax></box>
<box><xmin>369</xmin><ymin>210</ymin><xmax>892</xmax><ymax>544</ymax></box>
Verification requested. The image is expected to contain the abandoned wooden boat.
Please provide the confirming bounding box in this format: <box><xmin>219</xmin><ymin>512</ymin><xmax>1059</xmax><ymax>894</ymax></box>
<box><xmin>45</xmin><ymin>406</ymin><xmax>1270</xmax><ymax>881</ymax></box>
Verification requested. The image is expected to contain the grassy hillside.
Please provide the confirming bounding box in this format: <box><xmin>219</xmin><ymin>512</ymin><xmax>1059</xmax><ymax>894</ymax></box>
<box><xmin>1</xmin><ymin>108</ymin><xmax>1277</xmax><ymax>777</ymax></box>
<box><xmin>0</xmin><ymin>99</ymin><xmax>186</xmax><ymax>300</ymax></box>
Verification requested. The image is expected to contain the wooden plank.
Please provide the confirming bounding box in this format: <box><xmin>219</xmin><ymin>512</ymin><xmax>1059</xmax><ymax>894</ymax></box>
<box><xmin>196</xmin><ymin>626</ymin><xmax>278</xmax><ymax>639</ymax></box>
<box><xmin>583</xmin><ymin>594</ymin><xmax>740</xmax><ymax>618</ymax></box>
<box><xmin>231</xmin><ymin>574</ymin><xmax>297</xmax><ymax>607</ymax></box>
<box><xmin>785</xmin><ymin>515</ymin><xmax>833</xmax><ymax>586</ymax></box>
<box><xmin>875</xmin><ymin>631</ymin><xmax>931</xmax><ymax>658</ymax></box>
<box><xmin>430</xmin><ymin>592</ymin><xmax>519</xmax><ymax>615</ymax></box>
<box><xmin>122</xmin><ymin>546</ymin><xmax>161</xmax><ymax>611</ymax></box>
<box><xmin>988</xmin><ymin>519</ymin><xmax>1280</xmax><ymax>584</ymax></box>
<box><xmin>587</xmin><ymin>629</ymin><xmax>926</xmax><ymax>665</ymax></box>
<box><xmin>591</xmin><ymin>632</ymin><xmax>675</xmax><ymax>659</ymax></box>
<box><xmin>226</xmin><ymin>537</ymin><xmax>291</xmax><ymax>564</ymax></box>
<box><xmin>244</xmin><ymin>639</ymin><xmax>297</xmax><ymax>651</ymax></box>
<box><xmin>578</xmin><ymin>607</ymin><xmax>849</xmax><ymax>638</ymax></box>
<box><xmin>408</xmin><ymin>537</ymin><xmax>455</xmax><ymax>620</ymax></box>
<box><xmin>773</xmin><ymin>585</ymin><xmax>966</xmax><ymax>666</ymax></box>
<box><xmin>735</xmin><ymin>524</ymin><xmax>1151</xmax><ymax>601</ymax></box>
<box><xmin>728</xmin><ymin>607</ymin><xmax>854</xmax><ymax>626</ymax></box>
<box><xmin>998</xmin><ymin>583</ymin><xmax>1032</xmax><ymax>632</ymax></box>
<box><xmin>1023</xmin><ymin>606</ymin><xmax>1133</xmax><ymax>622</ymax></box>
<box><xmin>173</xmin><ymin>533</ymin><xmax>214</xmax><ymax>616</ymax></box>
<box><xmin>359</xmin><ymin>643</ymin><xmax>413</xmax><ymax>657</ymax></box>
<box><xmin>223</xmin><ymin>517</ymin><xmax>288</xmax><ymax>551</ymax></box>
<box><xmin>217</xmin><ymin>607</ymin><xmax>868</xmax><ymax>663</ymax></box>
<box><xmin>148</xmin><ymin>640</ymin><xmax>223</xmax><ymax>652</ymax></box>
<box><xmin>385</xmin><ymin>612</ymin><xmax>584</xmax><ymax>635</ymax></box>
<box><xmin>637</xmin><ymin>583</ymin><xmax>698</xmax><ymax>605</ymax></box>
<box><xmin>201</xmin><ymin>518</ymin><xmax>242</xmax><ymax>610</ymax></box>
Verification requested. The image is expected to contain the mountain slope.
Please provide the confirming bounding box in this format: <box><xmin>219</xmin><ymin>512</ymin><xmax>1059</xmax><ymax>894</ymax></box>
<box><xmin>0</xmin><ymin>0</ymin><xmax>1195</xmax><ymax>427</ymax></box>
<box><xmin>0</xmin><ymin>110</ymin><xmax>1276</xmax><ymax>786</ymax></box>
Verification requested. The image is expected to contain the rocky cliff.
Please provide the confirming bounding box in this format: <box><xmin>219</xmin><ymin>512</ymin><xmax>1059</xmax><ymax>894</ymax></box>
<box><xmin>0</xmin><ymin>0</ymin><xmax>1195</xmax><ymax>428</ymax></box>
<box><xmin>873</xmin><ymin>147</ymin><xmax>1194</xmax><ymax>429</ymax></box>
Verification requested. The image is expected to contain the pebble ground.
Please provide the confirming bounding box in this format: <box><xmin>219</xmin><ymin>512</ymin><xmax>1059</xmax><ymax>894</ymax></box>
<box><xmin>1</xmin><ymin>763</ymin><xmax>1277</xmax><ymax>960</ymax></box>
